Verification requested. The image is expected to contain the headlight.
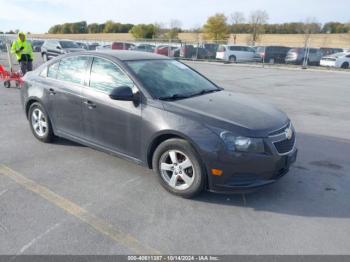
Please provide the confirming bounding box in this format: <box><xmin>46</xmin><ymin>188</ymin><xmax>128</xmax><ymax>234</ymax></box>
<box><xmin>220</xmin><ymin>131</ymin><xmax>265</xmax><ymax>153</ymax></box>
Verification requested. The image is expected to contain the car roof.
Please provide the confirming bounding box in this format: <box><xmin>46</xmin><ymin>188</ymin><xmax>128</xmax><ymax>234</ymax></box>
<box><xmin>79</xmin><ymin>50</ymin><xmax>171</xmax><ymax>61</ymax></box>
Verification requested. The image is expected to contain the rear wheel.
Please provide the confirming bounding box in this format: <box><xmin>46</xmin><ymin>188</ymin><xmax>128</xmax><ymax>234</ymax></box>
<box><xmin>229</xmin><ymin>55</ymin><xmax>237</xmax><ymax>63</ymax></box>
<box><xmin>152</xmin><ymin>138</ymin><xmax>205</xmax><ymax>198</ymax></box>
<box><xmin>341</xmin><ymin>62</ymin><xmax>349</xmax><ymax>69</ymax></box>
<box><xmin>4</xmin><ymin>80</ymin><xmax>10</xmax><ymax>88</ymax></box>
<box><xmin>28</xmin><ymin>102</ymin><xmax>54</xmax><ymax>143</ymax></box>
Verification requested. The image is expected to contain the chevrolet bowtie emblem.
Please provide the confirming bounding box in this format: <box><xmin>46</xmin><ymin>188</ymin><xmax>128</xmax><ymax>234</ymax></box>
<box><xmin>285</xmin><ymin>128</ymin><xmax>293</xmax><ymax>140</ymax></box>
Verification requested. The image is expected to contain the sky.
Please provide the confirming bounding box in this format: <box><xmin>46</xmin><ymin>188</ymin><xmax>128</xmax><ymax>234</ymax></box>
<box><xmin>0</xmin><ymin>0</ymin><xmax>349</xmax><ymax>33</ymax></box>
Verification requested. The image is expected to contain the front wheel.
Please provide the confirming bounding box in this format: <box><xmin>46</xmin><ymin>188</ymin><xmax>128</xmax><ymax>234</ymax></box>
<box><xmin>28</xmin><ymin>102</ymin><xmax>54</xmax><ymax>143</ymax></box>
<box><xmin>152</xmin><ymin>138</ymin><xmax>205</xmax><ymax>198</ymax></box>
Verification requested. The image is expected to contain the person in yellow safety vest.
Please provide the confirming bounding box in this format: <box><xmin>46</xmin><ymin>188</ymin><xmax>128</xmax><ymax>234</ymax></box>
<box><xmin>11</xmin><ymin>32</ymin><xmax>34</xmax><ymax>75</ymax></box>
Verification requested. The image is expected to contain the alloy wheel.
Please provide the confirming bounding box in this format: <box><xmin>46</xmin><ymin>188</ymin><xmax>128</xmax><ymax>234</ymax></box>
<box><xmin>159</xmin><ymin>150</ymin><xmax>195</xmax><ymax>191</ymax></box>
<box><xmin>31</xmin><ymin>108</ymin><xmax>48</xmax><ymax>137</ymax></box>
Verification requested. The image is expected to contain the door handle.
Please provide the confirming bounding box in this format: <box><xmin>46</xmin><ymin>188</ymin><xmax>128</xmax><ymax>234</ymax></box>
<box><xmin>49</xmin><ymin>88</ymin><xmax>56</xmax><ymax>95</ymax></box>
<box><xmin>83</xmin><ymin>100</ymin><xmax>96</xmax><ymax>109</ymax></box>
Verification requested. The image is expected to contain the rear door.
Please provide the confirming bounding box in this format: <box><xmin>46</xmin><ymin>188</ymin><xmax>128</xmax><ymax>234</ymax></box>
<box><xmin>48</xmin><ymin>56</ymin><xmax>90</xmax><ymax>138</ymax></box>
<box><xmin>82</xmin><ymin>56</ymin><xmax>142</xmax><ymax>157</ymax></box>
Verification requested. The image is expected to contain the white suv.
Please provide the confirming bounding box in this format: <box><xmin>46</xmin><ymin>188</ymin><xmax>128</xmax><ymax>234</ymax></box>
<box><xmin>320</xmin><ymin>52</ymin><xmax>350</xmax><ymax>69</ymax></box>
<box><xmin>216</xmin><ymin>45</ymin><xmax>256</xmax><ymax>62</ymax></box>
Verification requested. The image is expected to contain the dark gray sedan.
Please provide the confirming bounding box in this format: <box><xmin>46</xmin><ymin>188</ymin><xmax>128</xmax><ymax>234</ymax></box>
<box><xmin>20</xmin><ymin>51</ymin><xmax>297</xmax><ymax>198</ymax></box>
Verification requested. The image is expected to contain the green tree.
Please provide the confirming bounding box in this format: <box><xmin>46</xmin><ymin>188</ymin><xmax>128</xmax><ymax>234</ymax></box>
<box><xmin>203</xmin><ymin>13</ymin><xmax>230</xmax><ymax>40</ymax></box>
<box><xmin>88</xmin><ymin>23</ymin><xmax>99</xmax><ymax>33</ymax></box>
<box><xmin>129</xmin><ymin>24</ymin><xmax>155</xmax><ymax>39</ymax></box>
<box><xmin>70</xmin><ymin>21</ymin><xmax>87</xmax><ymax>33</ymax></box>
<box><xmin>103</xmin><ymin>20</ymin><xmax>121</xmax><ymax>33</ymax></box>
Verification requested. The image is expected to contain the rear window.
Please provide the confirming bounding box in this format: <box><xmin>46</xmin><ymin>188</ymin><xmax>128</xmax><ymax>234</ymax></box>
<box><xmin>59</xmin><ymin>41</ymin><xmax>79</xmax><ymax>49</ymax></box>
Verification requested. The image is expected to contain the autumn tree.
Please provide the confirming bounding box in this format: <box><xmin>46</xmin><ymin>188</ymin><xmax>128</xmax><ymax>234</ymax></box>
<box><xmin>203</xmin><ymin>13</ymin><xmax>230</xmax><ymax>40</ymax></box>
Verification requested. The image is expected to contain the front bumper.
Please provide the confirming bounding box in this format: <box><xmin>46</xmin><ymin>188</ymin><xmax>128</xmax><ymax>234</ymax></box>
<box><xmin>207</xmin><ymin>148</ymin><xmax>297</xmax><ymax>193</ymax></box>
<box><xmin>205</xmin><ymin>125</ymin><xmax>298</xmax><ymax>193</ymax></box>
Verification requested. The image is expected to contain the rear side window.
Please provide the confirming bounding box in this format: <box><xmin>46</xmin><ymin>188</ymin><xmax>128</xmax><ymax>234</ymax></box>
<box><xmin>89</xmin><ymin>57</ymin><xmax>133</xmax><ymax>93</ymax></box>
<box><xmin>47</xmin><ymin>62</ymin><xmax>59</xmax><ymax>78</ymax></box>
<box><xmin>56</xmin><ymin>56</ymin><xmax>89</xmax><ymax>84</ymax></box>
<box><xmin>217</xmin><ymin>46</ymin><xmax>226</xmax><ymax>52</ymax></box>
<box><xmin>230</xmin><ymin>46</ymin><xmax>241</xmax><ymax>51</ymax></box>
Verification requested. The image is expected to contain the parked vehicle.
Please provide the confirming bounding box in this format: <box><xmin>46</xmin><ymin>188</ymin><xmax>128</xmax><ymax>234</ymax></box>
<box><xmin>180</xmin><ymin>44</ymin><xmax>219</xmax><ymax>59</ymax></box>
<box><xmin>21</xmin><ymin>51</ymin><xmax>297</xmax><ymax>198</ymax></box>
<box><xmin>180</xmin><ymin>44</ymin><xmax>195</xmax><ymax>58</ymax></box>
<box><xmin>216</xmin><ymin>45</ymin><xmax>256</xmax><ymax>62</ymax></box>
<box><xmin>75</xmin><ymin>42</ymin><xmax>89</xmax><ymax>50</ymax></box>
<box><xmin>320</xmin><ymin>48</ymin><xmax>344</xmax><ymax>57</ymax></box>
<box><xmin>96</xmin><ymin>44</ymin><xmax>111</xmax><ymax>50</ymax></box>
<box><xmin>254</xmin><ymin>46</ymin><xmax>291</xmax><ymax>64</ymax></box>
<box><xmin>111</xmin><ymin>42</ymin><xmax>135</xmax><ymax>50</ymax></box>
<box><xmin>86</xmin><ymin>43</ymin><xmax>100</xmax><ymax>51</ymax></box>
<box><xmin>320</xmin><ymin>52</ymin><xmax>350</xmax><ymax>69</ymax></box>
<box><xmin>155</xmin><ymin>45</ymin><xmax>178</xmax><ymax>56</ymax></box>
<box><xmin>31</xmin><ymin>40</ymin><xmax>44</xmax><ymax>52</ymax></box>
<box><xmin>41</xmin><ymin>40</ymin><xmax>85</xmax><ymax>61</ymax></box>
<box><xmin>0</xmin><ymin>40</ymin><xmax>6</xmax><ymax>52</ymax></box>
<box><xmin>202</xmin><ymin>43</ymin><xmax>219</xmax><ymax>59</ymax></box>
<box><xmin>285</xmin><ymin>48</ymin><xmax>322</xmax><ymax>65</ymax></box>
<box><xmin>132</xmin><ymin>44</ymin><xmax>155</xmax><ymax>53</ymax></box>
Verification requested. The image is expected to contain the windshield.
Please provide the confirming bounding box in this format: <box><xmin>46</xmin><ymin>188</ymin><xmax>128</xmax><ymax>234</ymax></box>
<box><xmin>126</xmin><ymin>60</ymin><xmax>220</xmax><ymax>100</ymax></box>
<box><xmin>59</xmin><ymin>41</ymin><xmax>79</xmax><ymax>48</ymax></box>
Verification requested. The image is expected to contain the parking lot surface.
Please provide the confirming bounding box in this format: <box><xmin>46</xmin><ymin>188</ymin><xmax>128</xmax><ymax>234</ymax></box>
<box><xmin>0</xmin><ymin>54</ymin><xmax>350</xmax><ymax>255</ymax></box>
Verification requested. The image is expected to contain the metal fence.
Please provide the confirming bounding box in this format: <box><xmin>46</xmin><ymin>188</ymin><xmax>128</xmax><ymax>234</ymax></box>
<box><xmin>1</xmin><ymin>33</ymin><xmax>350</xmax><ymax>71</ymax></box>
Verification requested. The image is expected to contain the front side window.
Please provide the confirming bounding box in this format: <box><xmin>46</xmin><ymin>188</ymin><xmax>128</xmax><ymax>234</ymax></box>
<box><xmin>56</xmin><ymin>56</ymin><xmax>89</xmax><ymax>84</ymax></box>
<box><xmin>89</xmin><ymin>57</ymin><xmax>133</xmax><ymax>93</ymax></box>
<box><xmin>126</xmin><ymin>59</ymin><xmax>219</xmax><ymax>99</ymax></box>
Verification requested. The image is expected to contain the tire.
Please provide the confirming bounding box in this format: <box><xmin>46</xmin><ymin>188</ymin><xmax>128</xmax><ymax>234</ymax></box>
<box><xmin>229</xmin><ymin>55</ymin><xmax>236</xmax><ymax>63</ymax></box>
<box><xmin>28</xmin><ymin>102</ymin><xmax>54</xmax><ymax>143</ymax></box>
<box><xmin>4</xmin><ymin>80</ymin><xmax>10</xmax><ymax>88</ymax></box>
<box><xmin>152</xmin><ymin>138</ymin><xmax>205</xmax><ymax>198</ymax></box>
<box><xmin>341</xmin><ymin>62</ymin><xmax>349</xmax><ymax>69</ymax></box>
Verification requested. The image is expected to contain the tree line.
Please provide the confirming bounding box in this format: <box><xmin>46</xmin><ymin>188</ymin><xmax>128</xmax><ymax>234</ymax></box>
<box><xmin>2</xmin><ymin>12</ymin><xmax>349</xmax><ymax>41</ymax></box>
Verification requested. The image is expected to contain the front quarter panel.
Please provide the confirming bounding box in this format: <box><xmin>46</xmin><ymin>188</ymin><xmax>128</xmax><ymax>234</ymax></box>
<box><xmin>141</xmin><ymin>100</ymin><xmax>223</xmax><ymax>188</ymax></box>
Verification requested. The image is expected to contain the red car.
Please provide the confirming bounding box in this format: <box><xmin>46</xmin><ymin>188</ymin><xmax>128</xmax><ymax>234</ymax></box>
<box><xmin>154</xmin><ymin>45</ymin><xmax>178</xmax><ymax>56</ymax></box>
<box><xmin>111</xmin><ymin>42</ymin><xmax>135</xmax><ymax>50</ymax></box>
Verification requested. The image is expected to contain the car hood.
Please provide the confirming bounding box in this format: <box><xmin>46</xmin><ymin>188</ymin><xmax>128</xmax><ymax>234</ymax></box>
<box><xmin>163</xmin><ymin>91</ymin><xmax>289</xmax><ymax>137</ymax></box>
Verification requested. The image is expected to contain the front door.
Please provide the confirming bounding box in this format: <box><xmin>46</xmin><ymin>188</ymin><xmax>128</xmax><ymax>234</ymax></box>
<box><xmin>82</xmin><ymin>57</ymin><xmax>142</xmax><ymax>158</ymax></box>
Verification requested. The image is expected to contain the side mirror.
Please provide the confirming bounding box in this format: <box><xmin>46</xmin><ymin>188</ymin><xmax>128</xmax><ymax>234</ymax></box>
<box><xmin>56</xmin><ymin>46</ymin><xmax>61</xmax><ymax>49</ymax></box>
<box><xmin>109</xmin><ymin>86</ymin><xmax>134</xmax><ymax>101</ymax></box>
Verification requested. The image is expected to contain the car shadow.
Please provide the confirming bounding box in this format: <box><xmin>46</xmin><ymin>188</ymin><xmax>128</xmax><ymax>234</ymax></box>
<box><xmin>193</xmin><ymin>132</ymin><xmax>350</xmax><ymax>218</ymax></box>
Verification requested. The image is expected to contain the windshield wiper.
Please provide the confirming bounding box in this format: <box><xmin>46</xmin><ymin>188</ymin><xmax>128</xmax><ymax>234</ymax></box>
<box><xmin>188</xmin><ymin>89</ymin><xmax>220</xmax><ymax>98</ymax></box>
<box><xmin>158</xmin><ymin>94</ymin><xmax>191</xmax><ymax>101</ymax></box>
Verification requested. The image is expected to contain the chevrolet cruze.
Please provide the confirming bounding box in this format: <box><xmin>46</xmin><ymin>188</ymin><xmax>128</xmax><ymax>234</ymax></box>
<box><xmin>21</xmin><ymin>51</ymin><xmax>297</xmax><ymax>198</ymax></box>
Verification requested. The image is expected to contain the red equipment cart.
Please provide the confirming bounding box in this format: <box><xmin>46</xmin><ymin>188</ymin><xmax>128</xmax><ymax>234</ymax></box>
<box><xmin>0</xmin><ymin>39</ymin><xmax>23</xmax><ymax>88</ymax></box>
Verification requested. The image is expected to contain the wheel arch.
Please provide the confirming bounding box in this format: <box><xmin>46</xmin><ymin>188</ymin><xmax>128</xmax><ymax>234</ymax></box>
<box><xmin>146</xmin><ymin>130</ymin><xmax>203</xmax><ymax>170</ymax></box>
